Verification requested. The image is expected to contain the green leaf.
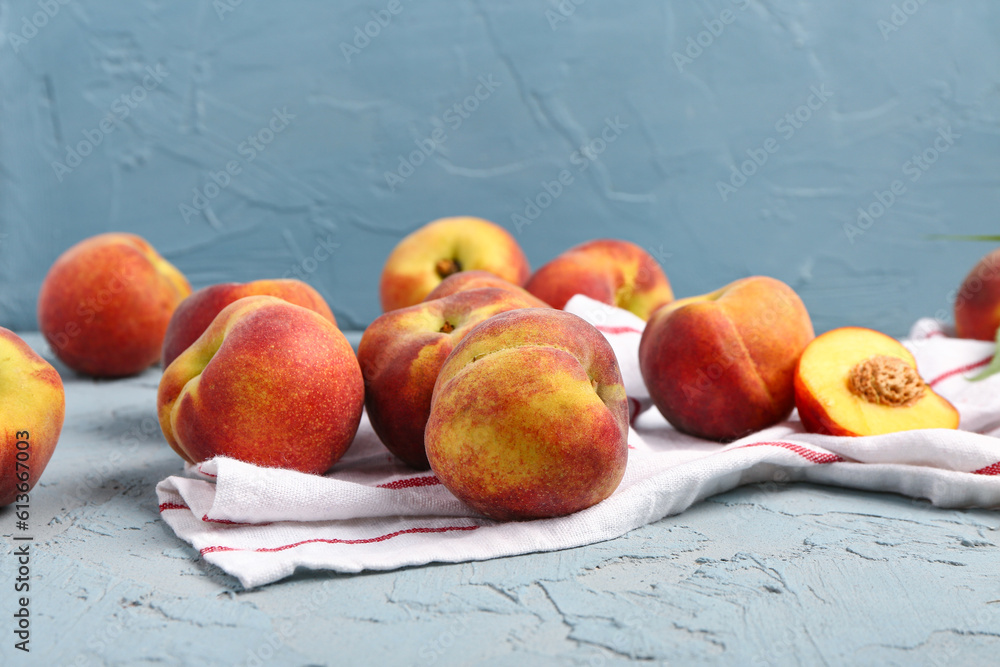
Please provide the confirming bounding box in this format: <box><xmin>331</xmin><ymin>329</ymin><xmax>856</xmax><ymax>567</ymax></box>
<box><xmin>926</xmin><ymin>234</ymin><xmax>1000</xmax><ymax>242</ymax></box>
<box><xmin>967</xmin><ymin>327</ymin><xmax>1000</xmax><ymax>382</ymax></box>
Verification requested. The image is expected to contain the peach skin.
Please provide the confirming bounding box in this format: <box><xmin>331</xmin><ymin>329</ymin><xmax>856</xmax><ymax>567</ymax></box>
<box><xmin>525</xmin><ymin>239</ymin><xmax>673</xmax><ymax>320</ymax></box>
<box><xmin>955</xmin><ymin>247</ymin><xmax>1000</xmax><ymax>341</ymax></box>
<box><xmin>157</xmin><ymin>296</ymin><xmax>363</xmax><ymax>474</ymax></box>
<box><xmin>639</xmin><ymin>276</ymin><xmax>814</xmax><ymax>441</ymax></box>
<box><xmin>359</xmin><ymin>287</ymin><xmax>549</xmax><ymax>469</ymax></box>
<box><xmin>423</xmin><ymin>270</ymin><xmax>538</xmax><ymax>302</ymax></box>
<box><xmin>162</xmin><ymin>279</ymin><xmax>336</xmax><ymax>367</ymax></box>
<box><xmin>0</xmin><ymin>328</ymin><xmax>65</xmax><ymax>506</ymax></box>
<box><xmin>425</xmin><ymin>308</ymin><xmax>628</xmax><ymax>521</ymax></box>
<box><xmin>379</xmin><ymin>217</ymin><xmax>530</xmax><ymax>312</ymax></box>
<box><xmin>38</xmin><ymin>233</ymin><xmax>191</xmax><ymax>377</ymax></box>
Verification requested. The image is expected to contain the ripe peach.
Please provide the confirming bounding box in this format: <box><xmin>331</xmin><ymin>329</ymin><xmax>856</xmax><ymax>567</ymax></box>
<box><xmin>525</xmin><ymin>239</ymin><xmax>673</xmax><ymax>320</ymax></box>
<box><xmin>379</xmin><ymin>217</ymin><xmax>530</xmax><ymax>312</ymax></box>
<box><xmin>425</xmin><ymin>308</ymin><xmax>628</xmax><ymax>521</ymax></box>
<box><xmin>38</xmin><ymin>233</ymin><xmax>191</xmax><ymax>377</ymax></box>
<box><xmin>795</xmin><ymin>327</ymin><xmax>959</xmax><ymax>436</ymax></box>
<box><xmin>0</xmin><ymin>328</ymin><xmax>65</xmax><ymax>506</ymax></box>
<box><xmin>162</xmin><ymin>279</ymin><xmax>336</xmax><ymax>367</ymax></box>
<box><xmin>955</xmin><ymin>247</ymin><xmax>1000</xmax><ymax>341</ymax></box>
<box><xmin>639</xmin><ymin>276</ymin><xmax>814</xmax><ymax>441</ymax></box>
<box><xmin>359</xmin><ymin>287</ymin><xmax>548</xmax><ymax>469</ymax></box>
<box><xmin>423</xmin><ymin>270</ymin><xmax>538</xmax><ymax>302</ymax></box>
<box><xmin>157</xmin><ymin>296</ymin><xmax>363</xmax><ymax>474</ymax></box>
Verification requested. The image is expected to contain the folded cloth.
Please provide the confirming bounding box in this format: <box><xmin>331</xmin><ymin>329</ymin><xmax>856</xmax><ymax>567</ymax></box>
<box><xmin>156</xmin><ymin>299</ymin><xmax>1000</xmax><ymax>588</ymax></box>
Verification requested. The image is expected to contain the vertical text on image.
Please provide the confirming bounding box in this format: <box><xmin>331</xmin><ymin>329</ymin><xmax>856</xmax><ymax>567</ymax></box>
<box><xmin>12</xmin><ymin>430</ymin><xmax>33</xmax><ymax>653</ymax></box>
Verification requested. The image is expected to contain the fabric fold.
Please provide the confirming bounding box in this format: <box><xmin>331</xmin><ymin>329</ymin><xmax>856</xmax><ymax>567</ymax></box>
<box><xmin>155</xmin><ymin>302</ymin><xmax>1000</xmax><ymax>588</ymax></box>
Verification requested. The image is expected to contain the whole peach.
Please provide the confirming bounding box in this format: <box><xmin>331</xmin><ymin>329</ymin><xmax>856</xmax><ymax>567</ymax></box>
<box><xmin>38</xmin><ymin>233</ymin><xmax>191</xmax><ymax>377</ymax></box>
<box><xmin>380</xmin><ymin>217</ymin><xmax>530</xmax><ymax>312</ymax></box>
<box><xmin>423</xmin><ymin>270</ymin><xmax>536</xmax><ymax>302</ymax></box>
<box><xmin>0</xmin><ymin>328</ymin><xmax>65</xmax><ymax>506</ymax></box>
<box><xmin>425</xmin><ymin>308</ymin><xmax>628</xmax><ymax>521</ymax></box>
<box><xmin>162</xmin><ymin>279</ymin><xmax>336</xmax><ymax>367</ymax></box>
<box><xmin>955</xmin><ymin>247</ymin><xmax>1000</xmax><ymax>341</ymax></box>
<box><xmin>526</xmin><ymin>239</ymin><xmax>673</xmax><ymax>320</ymax></box>
<box><xmin>359</xmin><ymin>287</ymin><xmax>549</xmax><ymax>469</ymax></box>
<box><xmin>157</xmin><ymin>296</ymin><xmax>363</xmax><ymax>474</ymax></box>
<box><xmin>639</xmin><ymin>276</ymin><xmax>814</xmax><ymax>441</ymax></box>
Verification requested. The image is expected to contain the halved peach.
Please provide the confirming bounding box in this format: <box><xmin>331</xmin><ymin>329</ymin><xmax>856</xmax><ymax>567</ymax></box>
<box><xmin>794</xmin><ymin>327</ymin><xmax>959</xmax><ymax>436</ymax></box>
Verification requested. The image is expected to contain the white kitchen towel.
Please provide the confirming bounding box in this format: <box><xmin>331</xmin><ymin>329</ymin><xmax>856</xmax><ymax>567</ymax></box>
<box><xmin>156</xmin><ymin>299</ymin><xmax>1000</xmax><ymax>588</ymax></box>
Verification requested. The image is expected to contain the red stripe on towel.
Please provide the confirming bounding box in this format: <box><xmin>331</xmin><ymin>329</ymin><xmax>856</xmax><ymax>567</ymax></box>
<box><xmin>972</xmin><ymin>462</ymin><xmax>1000</xmax><ymax>476</ymax></box>
<box><xmin>377</xmin><ymin>476</ymin><xmax>442</xmax><ymax>490</ymax></box>
<box><xmin>200</xmin><ymin>525</ymin><xmax>480</xmax><ymax>555</ymax></box>
<box><xmin>202</xmin><ymin>515</ymin><xmax>254</xmax><ymax>525</ymax></box>
<box><xmin>927</xmin><ymin>357</ymin><xmax>993</xmax><ymax>387</ymax></box>
<box><xmin>596</xmin><ymin>325</ymin><xmax>643</xmax><ymax>336</ymax></box>
<box><xmin>735</xmin><ymin>441</ymin><xmax>844</xmax><ymax>464</ymax></box>
<box><xmin>158</xmin><ymin>502</ymin><xmax>189</xmax><ymax>512</ymax></box>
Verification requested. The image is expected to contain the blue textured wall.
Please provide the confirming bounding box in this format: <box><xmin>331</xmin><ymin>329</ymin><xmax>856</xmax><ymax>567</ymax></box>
<box><xmin>1</xmin><ymin>0</ymin><xmax>998</xmax><ymax>334</ymax></box>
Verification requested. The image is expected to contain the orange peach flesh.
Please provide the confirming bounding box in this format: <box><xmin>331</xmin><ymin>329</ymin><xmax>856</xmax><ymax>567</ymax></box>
<box><xmin>795</xmin><ymin>327</ymin><xmax>959</xmax><ymax>436</ymax></box>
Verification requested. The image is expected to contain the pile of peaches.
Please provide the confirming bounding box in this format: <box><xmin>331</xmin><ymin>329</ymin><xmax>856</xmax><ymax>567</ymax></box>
<box><xmin>8</xmin><ymin>216</ymin><xmax>994</xmax><ymax>520</ymax></box>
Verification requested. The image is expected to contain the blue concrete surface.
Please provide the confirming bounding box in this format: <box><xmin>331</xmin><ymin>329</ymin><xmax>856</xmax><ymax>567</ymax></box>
<box><xmin>3</xmin><ymin>1</ymin><xmax>1000</xmax><ymax>664</ymax></box>
<box><xmin>2</xmin><ymin>332</ymin><xmax>999</xmax><ymax>665</ymax></box>
<box><xmin>1</xmin><ymin>1</ymin><xmax>1000</xmax><ymax>335</ymax></box>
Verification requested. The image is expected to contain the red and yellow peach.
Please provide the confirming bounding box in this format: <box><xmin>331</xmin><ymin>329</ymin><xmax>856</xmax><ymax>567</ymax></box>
<box><xmin>157</xmin><ymin>296</ymin><xmax>363</xmax><ymax>474</ymax></box>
